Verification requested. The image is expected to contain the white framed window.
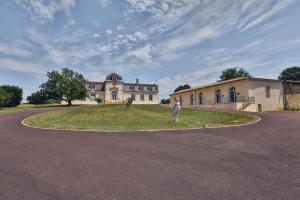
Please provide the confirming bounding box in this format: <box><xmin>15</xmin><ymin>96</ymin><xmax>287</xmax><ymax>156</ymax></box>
<box><xmin>90</xmin><ymin>94</ymin><xmax>96</xmax><ymax>100</ymax></box>
<box><xmin>89</xmin><ymin>85</ymin><xmax>96</xmax><ymax>90</ymax></box>
<box><xmin>131</xmin><ymin>94</ymin><xmax>135</xmax><ymax>101</ymax></box>
<box><xmin>140</xmin><ymin>94</ymin><xmax>144</xmax><ymax>101</ymax></box>
<box><xmin>149</xmin><ymin>94</ymin><xmax>153</xmax><ymax>101</ymax></box>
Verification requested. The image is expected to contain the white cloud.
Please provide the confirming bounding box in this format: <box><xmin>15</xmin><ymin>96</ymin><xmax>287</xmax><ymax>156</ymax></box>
<box><xmin>6</xmin><ymin>0</ymin><xmax>298</xmax><ymax>88</ymax></box>
<box><xmin>164</xmin><ymin>26</ymin><xmax>218</xmax><ymax>52</ymax></box>
<box><xmin>237</xmin><ymin>0</ymin><xmax>297</xmax><ymax>31</ymax></box>
<box><xmin>11</xmin><ymin>0</ymin><xmax>76</xmax><ymax>24</ymax></box>
<box><xmin>0</xmin><ymin>58</ymin><xmax>44</xmax><ymax>75</ymax></box>
<box><xmin>98</xmin><ymin>0</ymin><xmax>110</xmax><ymax>8</ymax></box>
<box><xmin>126</xmin><ymin>0</ymin><xmax>156</xmax><ymax>12</ymax></box>
<box><xmin>106</xmin><ymin>29</ymin><xmax>112</xmax><ymax>35</ymax></box>
<box><xmin>126</xmin><ymin>44</ymin><xmax>153</xmax><ymax>63</ymax></box>
<box><xmin>0</xmin><ymin>43</ymin><xmax>32</xmax><ymax>58</ymax></box>
<box><xmin>91</xmin><ymin>33</ymin><xmax>100</xmax><ymax>38</ymax></box>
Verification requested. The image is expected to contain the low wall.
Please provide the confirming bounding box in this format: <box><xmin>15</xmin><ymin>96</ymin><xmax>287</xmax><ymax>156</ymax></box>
<box><xmin>187</xmin><ymin>103</ymin><xmax>240</xmax><ymax>111</ymax></box>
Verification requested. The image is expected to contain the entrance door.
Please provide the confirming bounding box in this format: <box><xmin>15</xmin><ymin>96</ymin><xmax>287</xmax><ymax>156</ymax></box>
<box><xmin>111</xmin><ymin>91</ymin><xmax>117</xmax><ymax>101</ymax></box>
<box><xmin>229</xmin><ymin>87</ymin><xmax>237</xmax><ymax>102</ymax></box>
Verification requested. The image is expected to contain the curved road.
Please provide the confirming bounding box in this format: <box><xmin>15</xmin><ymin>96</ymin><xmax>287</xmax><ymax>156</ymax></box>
<box><xmin>0</xmin><ymin>110</ymin><xmax>300</xmax><ymax>200</ymax></box>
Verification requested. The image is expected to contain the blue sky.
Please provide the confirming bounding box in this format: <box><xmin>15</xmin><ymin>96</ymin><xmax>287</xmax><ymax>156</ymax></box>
<box><xmin>1</xmin><ymin>0</ymin><xmax>300</xmax><ymax>99</ymax></box>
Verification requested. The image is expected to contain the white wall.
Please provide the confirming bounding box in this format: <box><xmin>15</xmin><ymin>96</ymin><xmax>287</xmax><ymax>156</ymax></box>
<box><xmin>248</xmin><ymin>80</ymin><xmax>284</xmax><ymax>111</ymax></box>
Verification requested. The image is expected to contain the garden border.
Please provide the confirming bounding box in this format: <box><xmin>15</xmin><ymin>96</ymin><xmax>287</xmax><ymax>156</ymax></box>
<box><xmin>21</xmin><ymin>108</ymin><xmax>261</xmax><ymax>133</ymax></box>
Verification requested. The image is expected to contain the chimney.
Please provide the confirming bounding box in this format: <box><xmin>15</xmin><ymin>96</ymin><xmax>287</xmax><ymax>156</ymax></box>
<box><xmin>136</xmin><ymin>78</ymin><xmax>139</xmax><ymax>84</ymax></box>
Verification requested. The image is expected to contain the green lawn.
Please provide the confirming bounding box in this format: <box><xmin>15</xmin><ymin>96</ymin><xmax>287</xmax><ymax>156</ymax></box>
<box><xmin>24</xmin><ymin>105</ymin><xmax>257</xmax><ymax>131</ymax></box>
<box><xmin>0</xmin><ymin>104</ymin><xmax>61</xmax><ymax>116</ymax></box>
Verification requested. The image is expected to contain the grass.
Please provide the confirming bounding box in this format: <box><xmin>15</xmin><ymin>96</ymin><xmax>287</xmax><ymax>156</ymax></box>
<box><xmin>0</xmin><ymin>104</ymin><xmax>61</xmax><ymax>116</ymax></box>
<box><xmin>24</xmin><ymin>104</ymin><xmax>257</xmax><ymax>131</ymax></box>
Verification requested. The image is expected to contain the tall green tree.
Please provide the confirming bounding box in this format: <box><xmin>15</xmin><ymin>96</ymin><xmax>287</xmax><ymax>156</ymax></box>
<box><xmin>0</xmin><ymin>88</ymin><xmax>10</xmax><ymax>109</ymax></box>
<box><xmin>160</xmin><ymin>98</ymin><xmax>170</xmax><ymax>104</ymax></box>
<box><xmin>278</xmin><ymin>66</ymin><xmax>300</xmax><ymax>81</ymax></box>
<box><xmin>219</xmin><ymin>67</ymin><xmax>252</xmax><ymax>81</ymax></box>
<box><xmin>0</xmin><ymin>85</ymin><xmax>23</xmax><ymax>107</ymax></box>
<box><xmin>174</xmin><ymin>84</ymin><xmax>191</xmax><ymax>92</ymax></box>
<box><xmin>40</xmin><ymin>68</ymin><xmax>87</xmax><ymax>106</ymax></box>
<box><xmin>27</xmin><ymin>90</ymin><xmax>49</xmax><ymax>105</ymax></box>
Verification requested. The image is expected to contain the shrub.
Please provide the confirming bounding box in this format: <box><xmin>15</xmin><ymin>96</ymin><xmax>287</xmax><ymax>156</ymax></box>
<box><xmin>161</xmin><ymin>98</ymin><xmax>170</xmax><ymax>104</ymax></box>
<box><xmin>0</xmin><ymin>88</ymin><xmax>10</xmax><ymax>109</ymax></box>
<box><xmin>126</xmin><ymin>97</ymin><xmax>133</xmax><ymax>108</ymax></box>
<box><xmin>95</xmin><ymin>98</ymin><xmax>102</xmax><ymax>105</ymax></box>
<box><xmin>288</xmin><ymin>105</ymin><xmax>300</xmax><ymax>111</ymax></box>
<box><xmin>27</xmin><ymin>90</ymin><xmax>48</xmax><ymax>104</ymax></box>
<box><xmin>0</xmin><ymin>85</ymin><xmax>23</xmax><ymax>107</ymax></box>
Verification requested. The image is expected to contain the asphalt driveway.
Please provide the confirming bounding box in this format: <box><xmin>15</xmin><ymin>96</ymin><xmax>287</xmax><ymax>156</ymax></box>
<box><xmin>0</xmin><ymin>110</ymin><xmax>300</xmax><ymax>200</ymax></box>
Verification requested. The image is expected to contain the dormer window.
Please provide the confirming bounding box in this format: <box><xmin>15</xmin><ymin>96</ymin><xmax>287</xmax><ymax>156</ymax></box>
<box><xmin>106</xmin><ymin>73</ymin><xmax>123</xmax><ymax>82</ymax></box>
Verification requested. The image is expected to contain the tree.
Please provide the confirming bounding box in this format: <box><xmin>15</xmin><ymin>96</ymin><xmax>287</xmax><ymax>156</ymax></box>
<box><xmin>27</xmin><ymin>90</ymin><xmax>48</xmax><ymax>104</ymax></box>
<box><xmin>219</xmin><ymin>67</ymin><xmax>252</xmax><ymax>81</ymax></box>
<box><xmin>174</xmin><ymin>84</ymin><xmax>191</xmax><ymax>92</ymax></box>
<box><xmin>0</xmin><ymin>88</ymin><xmax>10</xmax><ymax>109</ymax></box>
<box><xmin>40</xmin><ymin>68</ymin><xmax>87</xmax><ymax>106</ymax></box>
<box><xmin>278</xmin><ymin>66</ymin><xmax>300</xmax><ymax>81</ymax></box>
<box><xmin>0</xmin><ymin>85</ymin><xmax>23</xmax><ymax>107</ymax></box>
<box><xmin>160</xmin><ymin>98</ymin><xmax>170</xmax><ymax>104</ymax></box>
<box><xmin>95</xmin><ymin>98</ymin><xmax>102</xmax><ymax>105</ymax></box>
<box><xmin>126</xmin><ymin>97</ymin><xmax>133</xmax><ymax>108</ymax></box>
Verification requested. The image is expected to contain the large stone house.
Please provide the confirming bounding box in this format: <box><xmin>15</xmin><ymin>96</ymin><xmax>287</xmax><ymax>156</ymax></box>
<box><xmin>170</xmin><ymin>77</ymin><xmax>300</xmax><ymax>112</ymax></box>
<box><xmin>68</xmin><ymin>73</ymin><xmax>159</xmax><ymax>105</ymax></box>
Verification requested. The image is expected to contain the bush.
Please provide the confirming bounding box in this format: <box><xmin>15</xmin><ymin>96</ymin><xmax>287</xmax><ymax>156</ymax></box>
<box><xmin>161</xmin><ymin>98</ymin><xmax>170</xmax><ymax>104</ymax></box>
<box><xmin>288</xmin><ymin>105</ymin><xmax>300</xmax><ymax>111</ymax></box>
<box><xmin>0</xmin><ymin>88</ymin><xmax>10</xmax><ymax>109</ymax></box>
<box><xmin>126</xmin><ymin>97</ymin><xmax>133</xmax><ymax>108</ymax></box>
<box><xmin>27</xmin><ymin>91</ymin><xmax>48</xmax><ymax>105</ymax></box>
<box><xmin>95</xmin><ymin>98</ymin><xmax>102</xmax><ymax>105</ymax></box>
<box><xmin>0</xmin><ymin>85</ymin><xmax>22</xmax><ymax>107</ymax></box>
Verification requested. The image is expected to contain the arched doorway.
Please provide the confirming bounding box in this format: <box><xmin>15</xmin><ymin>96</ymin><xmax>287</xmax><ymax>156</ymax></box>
<box><xmin>229</xmin><ymin>87</ymin><xmax>237</xmax><ymax>102</ymax></box>
<box><xmin>215</xmin><ymin>89</ymin><xmax>221</xmax><ymax>103</ymax></box>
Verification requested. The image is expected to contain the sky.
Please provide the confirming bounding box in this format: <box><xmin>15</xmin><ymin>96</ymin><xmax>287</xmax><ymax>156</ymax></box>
<box><xmin>1</xmin><ymin>0</ymin><xmax>300</xmax><ymax>100</ymax></box>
